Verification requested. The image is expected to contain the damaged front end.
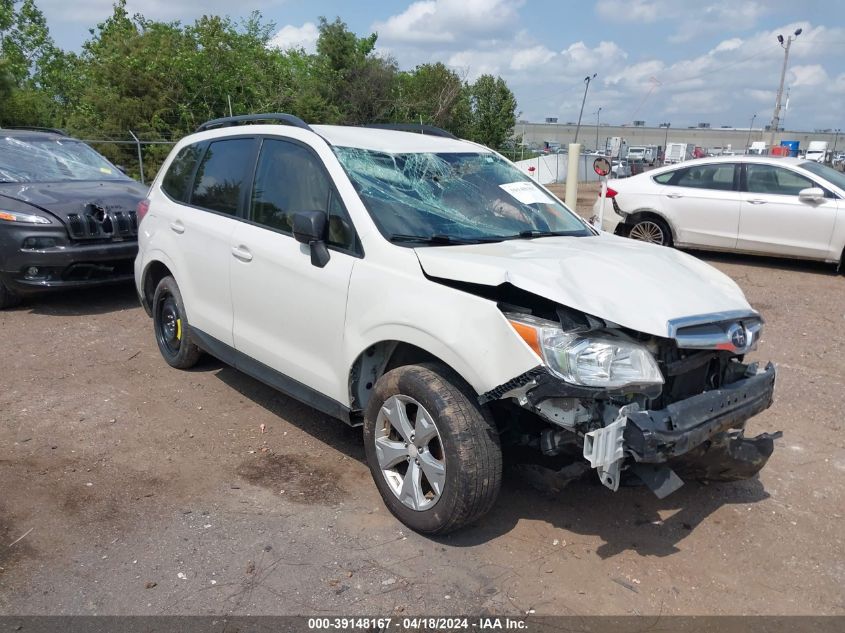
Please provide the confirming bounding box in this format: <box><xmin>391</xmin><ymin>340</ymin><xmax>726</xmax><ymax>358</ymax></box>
<box><xmin>484</xmin><ymin>305</ymin><xmax>780</xmax><ymax>498</ymax></box>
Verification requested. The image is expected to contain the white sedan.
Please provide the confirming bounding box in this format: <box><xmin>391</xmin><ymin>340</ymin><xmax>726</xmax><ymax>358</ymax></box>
<box><xmin>593</xmin><ymin>155</ymin><xmax>845</xmax><ymax>268</ymax></box>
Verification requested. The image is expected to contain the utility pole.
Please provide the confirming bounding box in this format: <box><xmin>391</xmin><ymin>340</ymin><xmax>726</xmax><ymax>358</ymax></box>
<box><xmin>833</xmin><ymin>128</ymin><xmax>841</xmax><ymax>155</ymax></box>
<box><xmin>573</xmin><ymin>73</ymin><xmax>596</xmax><ymax>144</ymax></box>
<box><xmin>770</xmin><ymin>28</ymin><xmax>802</xmax><ymax>147</ymax></box>
<box><xmin>594</xmin><ymin>107</ymin><xmax>602</xmax><ymax>152</ymax></box>
<box><xmin>746</xmin><ymin>113</ymin><xmax>757</xmax><ymax>154</ymax></box>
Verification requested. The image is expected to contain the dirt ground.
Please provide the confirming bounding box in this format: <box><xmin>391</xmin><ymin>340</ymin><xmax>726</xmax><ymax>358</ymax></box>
<box><xmin>1</xmin><ymin>245</ymin><xmax>844</xmax><ymax>616</ymax></box>
<box><xmin>546</xmin><ymin>182</ymin><xmax>601</xmax><ymax>217</ymax></box>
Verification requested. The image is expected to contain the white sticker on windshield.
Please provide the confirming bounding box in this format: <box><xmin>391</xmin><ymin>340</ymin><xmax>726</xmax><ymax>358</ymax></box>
<box><xmin>499</xmin><ymin>181</ymin><xmax>555</xmax><ymax>205</ymax></box>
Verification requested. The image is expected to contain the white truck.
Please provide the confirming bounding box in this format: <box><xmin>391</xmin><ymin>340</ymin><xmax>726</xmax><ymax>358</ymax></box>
<box><xmin>627</xmin><ymin>145</ymin><xmax>659</xmax><ymax>165</ymax></box>
<box><xmin>805</xmin><ymin>141</ymin><xmax>830</xmax><ymax>163</ymax></box>
<box><xmin>606</xmin><ymin>136</ymin><xmax>628</xmax><ymax>159</ymax></box>
<box><xmin>748</xmin><ymin>141</ymin><xmax>767</xmax><ymax>155</ymax></box>
<box><xmin>664</xmin><ymin>142</ymin><xmax>694</xmax><ymax>164</ymax></box>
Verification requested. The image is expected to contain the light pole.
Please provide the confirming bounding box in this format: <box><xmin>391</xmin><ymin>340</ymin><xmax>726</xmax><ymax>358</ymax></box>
<box><xmin>594</xmin><ymin>107</ymin><xmax>602</xmax><ymax>152</ymax></box>
<box><xmin>746</xmin><ymin>113</ymin><xmax>757</xmax><ymax>154</ymax></box>
<box><xmin>662</xmin><ymin>122</ymin><xmax>671</xmax><ymax>164</ymax></box>
<box><xmin>573</xmin><ymin>73</ymin><xmax>597</xmax><ymax>144</ymax></box>
<box><xmin>833</xmin><ymin>128</ymin><xmax>841</xmax><ymax>155</ymax></box>
<box><xmin>769</xmin><ymin>28</ymin><xmax>802</xmax><ymax>147</ymax></box>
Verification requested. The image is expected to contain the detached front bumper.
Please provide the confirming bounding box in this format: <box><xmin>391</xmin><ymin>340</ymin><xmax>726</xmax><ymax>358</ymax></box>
<box><xmin>625</xmin><ymin>361</ymin><xmax>776</xmax><ymax>463</ymax></box>
<box><xmin>582</xmin><ymin>362</ymin><xmax>778</xmax><ymax>493</ymax></box>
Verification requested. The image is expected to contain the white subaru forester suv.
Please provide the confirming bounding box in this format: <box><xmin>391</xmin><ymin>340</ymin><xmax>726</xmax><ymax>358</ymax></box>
<box><xmin>135</xmin><ymin>114</ymin><xmax>780</xmax><ymax>534</ymax></box>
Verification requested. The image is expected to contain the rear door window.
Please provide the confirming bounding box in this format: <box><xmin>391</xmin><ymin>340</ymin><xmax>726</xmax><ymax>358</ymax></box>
<box><xmin>670</xmin><ymin>164</ymin><xmax>737</xmax><ymax>191</ymax></box>
<box><xmin>189</xmin><ymin>138</ymin><xmax>257</xmax><ymax>215</ymax></box>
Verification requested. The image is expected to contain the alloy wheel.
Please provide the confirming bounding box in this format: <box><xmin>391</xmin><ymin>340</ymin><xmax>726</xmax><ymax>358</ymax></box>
<box><xmin>629</xmin><ymin>221</ymin><xmax>665</xmax><ymax>244</ymax></box>
<box><xmin>374</xmin><ymin>395</ymin><xmax>446</xmax><ymax>511</ymax></box>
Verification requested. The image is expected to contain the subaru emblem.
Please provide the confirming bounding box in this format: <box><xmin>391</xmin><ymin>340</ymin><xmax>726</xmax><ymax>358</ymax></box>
<box><xmin>728</xmin><ymin>323</ymin><xmax>747</xmax><ymax>350</ymax></box>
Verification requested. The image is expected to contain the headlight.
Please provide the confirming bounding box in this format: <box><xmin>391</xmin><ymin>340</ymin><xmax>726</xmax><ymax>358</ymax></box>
<box><xmin>0</xmin><ymin>210</ymin><xmax>52</xmax><ymax>224</ymax></box>
<box><xmin>506</xmin><ymin>313</ymin><xmax>664</xmax><ymax>390</ymax></box>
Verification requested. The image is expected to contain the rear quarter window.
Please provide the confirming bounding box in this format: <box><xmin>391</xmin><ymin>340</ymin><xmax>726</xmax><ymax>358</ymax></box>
<box><xmin>162</xmin><ymin>145</ymin><xmax>202</xmax><ymax>201</ymax></box>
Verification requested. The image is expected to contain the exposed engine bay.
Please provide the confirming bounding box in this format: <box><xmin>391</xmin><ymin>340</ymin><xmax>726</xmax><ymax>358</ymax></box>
<box><xmin>475</xmin><ymin>285</ymin><xmax>781</xmax><ymax>498</ymax></box>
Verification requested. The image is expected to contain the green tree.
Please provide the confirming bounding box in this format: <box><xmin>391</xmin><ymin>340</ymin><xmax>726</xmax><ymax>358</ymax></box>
<box><xmin>468</xmin><ymin>74</ymin><xmax>517</xmax><ymax>150</ymax></box>
<box><xmin>0</xmin><ymin>2</ymin><xmax>521</xmax><ymax>172</ymax></box>
<box><xmin>395</xmin><ymin>62</ymin><xmax>471</xmax><ymax>134</ymax></box>
<box><xmin>0</xmin><ymin>0</ymin><xmax>67</xmax><ymax>126</ymax></box>
<box><xmin>312</xmin><ymin>16</ymin><xmax>397</xmax><ymax>124</ymax></box>
<box><xmin>0</xmin><ymin>57</ymin><xmax>13</xmax><ymax>99</ymax></box>
<box><xmin>1</xmin><ymin>0</ymin><xmax>55</xmax><ymax>84</ymax></box>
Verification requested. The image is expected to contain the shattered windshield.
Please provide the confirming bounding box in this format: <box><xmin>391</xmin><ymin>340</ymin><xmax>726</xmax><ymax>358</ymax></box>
<box><xmin>0</xmin><ymin>136</ymin><xmax>130</xmax><ymax>183</ymax></box>
<box><xmin>333</xmin><ymin>148</ymin><xmax>591</xmax><ymax>244</ymax></box>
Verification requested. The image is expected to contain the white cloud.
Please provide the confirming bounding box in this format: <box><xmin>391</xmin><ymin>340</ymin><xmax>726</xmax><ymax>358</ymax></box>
<box><xmin>669</xmin><ymin>1</ymin><xmax>766</xmax><ymax>42</ymax></box>
<box><xmin>373</xmin><ymin>0</ymin><xmax>524</xmax><ymax>46</ymax></box>
<box><xmin>712</xmin><ymin>38</ymin><xmax>743</xmax><ymax>53</ymax></box>
<box><xmin>446</xmin><ymin>50</ymin><xmax>504</xmax><ymax>80</ymax></box>
<box><xmin>594</xmin><ymin>0</ymin><xmax>770</xmax><ymax>44</ymax></box>
<box><xmin>595</xmin><ymin>0</ymin><xmax>660</xmax><ymax>23</ymax></box>
<box><xmin>269</xmin><ymin>22</ymin><xmax>319</xmax><ymax>53</ymax></box>
<box><xmin>560</xmin><ymin>41</ymin><xmax>627</xmax><ymax>72</ymax></box>
<box><xmin>510</xmin><ymin>46</ymin><xmax>556</xmax><ymax>71</ymax></box>
<box><xmin>789</xmin><ymin>64</ymin><xmax>828</xmax><ymax>87</ymax></box>
<box><xmin>38</xmin><ymin>0</ymin><xmax>284</xmax><ymax>24</ymax></box>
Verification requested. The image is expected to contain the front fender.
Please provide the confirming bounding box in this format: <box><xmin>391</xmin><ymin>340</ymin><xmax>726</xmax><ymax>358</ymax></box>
<box><xmin>344</xmin><ymin>259</ymin><xmax>541</xmax><ymax>397</ymax></box>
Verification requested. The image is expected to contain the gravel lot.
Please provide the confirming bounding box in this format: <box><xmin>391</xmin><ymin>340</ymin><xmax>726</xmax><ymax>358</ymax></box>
<box><xmin>1</xmin><ymin>245</ymin><xmax>844</xmax><ymax>616</ymax></box>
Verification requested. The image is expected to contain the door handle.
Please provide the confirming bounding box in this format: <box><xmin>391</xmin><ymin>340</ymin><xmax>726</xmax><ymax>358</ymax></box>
<box><xmin>747</xmin><ymin>199</ymin><xmax>767</xmax><ymax>205</ymax></box>
<box><xmin>169</xmin><ymin>221</ymin><xmax>185</xmax><ymax>234</ymax></box>
<box><xmin>665</xmin><ymin>193</ymin><xmax>682</xmax><ymax>199</ymax></box>
<box><xmin>231</xmin><ymin>246</ymin><xmax>253</xmax><ymax>262</ymax></box>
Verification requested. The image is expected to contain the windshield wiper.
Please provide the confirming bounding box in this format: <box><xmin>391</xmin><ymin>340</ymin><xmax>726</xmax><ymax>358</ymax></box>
<box><xmin>388</xmin><ymin>233</ymin><xmax>499</xmax><ymax>245</ymax></box>
<box><xmin>505</xmin><ymin>230</ymin><xmax>584</xmax><ymax>240</ymax></box>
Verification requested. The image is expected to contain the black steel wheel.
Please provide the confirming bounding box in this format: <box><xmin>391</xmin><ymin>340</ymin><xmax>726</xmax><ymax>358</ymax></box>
<box><xmin>152</xmin><ymin>275</ymin><xmax>201</xmax><ymax>369</ymax></box>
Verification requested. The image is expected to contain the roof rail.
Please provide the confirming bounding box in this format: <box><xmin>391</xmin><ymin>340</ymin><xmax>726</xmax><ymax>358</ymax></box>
<box><xmin>2</xmin><ymin>126</ymin><xmax>68</xmax><ymax>136</ymax></box>
<box><xmin>195</xmin><ymin>113</ymin><xmax>313</xmax><ymax>134</ymax></box>
<box><xmin>360</xmin><ymin>123</ymin><xmax>458</xmax><ymax>139</ymax></box>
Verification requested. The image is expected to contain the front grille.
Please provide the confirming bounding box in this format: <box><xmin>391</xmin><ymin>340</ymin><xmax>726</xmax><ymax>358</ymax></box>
<box><xmin>66</xmin><ymin>209</ymin><xmax>138</xmax><ymax>241</ymax></box>
<box><xmin>654</xmin><ymin>341</ymin><xmax>735</xmax><ymax>409</ymax></box>
<box><xmin>61</xmin><ymin>259</ymin><xmax>134</xmax><ymax>281</ymax></box>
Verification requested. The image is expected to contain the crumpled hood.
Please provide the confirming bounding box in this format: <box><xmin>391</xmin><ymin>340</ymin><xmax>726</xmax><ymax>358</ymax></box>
<box><xmin>415</xmin><ymin>233</ymin><xmax>753</xmax><ymax>338</ymax></box>
<box><xmin>0</xmin><ymin>180</ymin><xmax>148</xmax><ymax>222</ymax></box>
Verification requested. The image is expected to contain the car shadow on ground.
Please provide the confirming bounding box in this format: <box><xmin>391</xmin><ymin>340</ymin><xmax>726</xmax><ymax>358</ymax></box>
<box><xmin>444</xmin><ymin>473</ymin><xmax>770</xmax><ymax>558</ymax></box>
<box><xmin>205</xmin><ymin>361</ymin><xmax>770</xmax><ymax>557</ymax></box>
<box><xmin>211</xmin><ymin>364</ymin><xmax>365</xmax><ymax>463</ymax></box>
<box><xmin>695</xmin><ymin>250</ymin><xmax>840</xmax><ymax>276</ymax></box>
<box><xmin>12</xmin><ymin>282</ymin><xmax>141</xmax><ymax>316</ymax></box>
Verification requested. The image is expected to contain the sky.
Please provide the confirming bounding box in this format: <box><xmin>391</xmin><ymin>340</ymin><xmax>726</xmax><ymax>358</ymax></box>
<box><xmin>35</xmin><ymin>0</ymin><xmax>845</xmax><ymax>131</ymax></box>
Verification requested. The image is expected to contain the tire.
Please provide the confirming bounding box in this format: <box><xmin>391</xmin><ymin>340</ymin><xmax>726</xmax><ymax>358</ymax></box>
<box><xmin>363</xmin><ymin>363</ymin><xmax>502</xmax><ymax>535</ymax></box>
<box><xmin>627</xmin><ymin>216</ymin><xmax>672</xmax><ymax>246</ymax></box>
<box><xmin>0</xmin><ymin>279</ymin><xmax>22</xmax><ymax>310</ymax></box>
<box><xmin>152</xmin><ymin>275</ymin><xmax>202</xmax><ymax>369</ymax></box>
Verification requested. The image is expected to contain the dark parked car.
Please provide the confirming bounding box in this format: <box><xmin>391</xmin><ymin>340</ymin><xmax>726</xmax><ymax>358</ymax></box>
<box><xmin>0</xmin><ymin>128</ymin><xmax>148</xmax><ymax>308</ymax></box>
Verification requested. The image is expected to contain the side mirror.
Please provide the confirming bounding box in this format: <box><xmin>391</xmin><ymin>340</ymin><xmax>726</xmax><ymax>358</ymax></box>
<box><xmin>798</xmin><ymin>187</ymin><xmax>825</xmax><ymax>203</ymax></box>
<box><xmin>292</xmin><ymin>211</ymin><xmax>330</xmax><ymax>268</ymax></box>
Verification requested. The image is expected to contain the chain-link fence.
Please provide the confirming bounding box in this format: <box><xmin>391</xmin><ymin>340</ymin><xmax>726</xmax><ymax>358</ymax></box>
<box><xmin>80</xmin><ymin>135</ymin><xmax>177</xmax><ymax>185</ymax></box>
